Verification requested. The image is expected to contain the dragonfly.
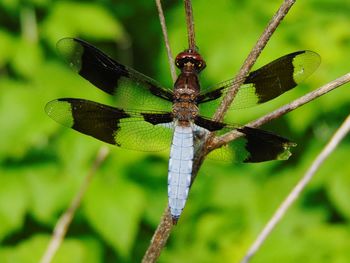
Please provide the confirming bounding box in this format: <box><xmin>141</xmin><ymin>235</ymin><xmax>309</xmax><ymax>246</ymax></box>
<box><xmin>45</xmin><ymin>38</ymin><xmax>320</xmax><ymax>224</ymax></box>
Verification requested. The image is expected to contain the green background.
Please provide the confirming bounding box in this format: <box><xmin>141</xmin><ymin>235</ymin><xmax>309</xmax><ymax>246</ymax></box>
<box><xmin>0</xmin><ymin>0</ymin><xmax>349</xmax><ymax>262</ymax></box>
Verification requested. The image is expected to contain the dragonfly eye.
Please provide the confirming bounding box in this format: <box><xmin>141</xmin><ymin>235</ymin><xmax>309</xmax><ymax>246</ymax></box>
<box><xmin>175</xmin><ymin>59</ymin><xmax>185</xmax><ymax>69</ymax></box>
<box><xmin>195</xmin><ymin>60</ymin><xmax>206</xmax><ymax>71</ymax></box>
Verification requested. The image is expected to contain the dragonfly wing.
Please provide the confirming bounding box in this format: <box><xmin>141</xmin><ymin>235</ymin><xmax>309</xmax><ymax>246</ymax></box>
<box><xmin>45</xmin><ymin>98</ymin><xmax>174</xmax><ymax>152</ymax></box>
<box><xmin>57</xmin><ymin>38</ymin><xmax>173</xmax><ymax>111</ymax></box>
<box><xmin>194</xmin><ymin>116</ymin><xmax>296</xmax><ymax>163</ymax></box>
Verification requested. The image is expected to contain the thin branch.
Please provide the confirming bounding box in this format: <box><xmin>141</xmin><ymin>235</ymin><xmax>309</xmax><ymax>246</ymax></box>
<box><xmin>213</xmin><ymin>73</ymin><xmax>350</xmax><ymax>148</ymax></box>
<box><xmin>20</xmin><ymin>6</ymin><xmax>38</xmax><ymax>43</ymax></box>
<box><xmin>40</xmin><ymin>146</ymin><xmax>110</xmax><ymax>263</ymax></box>
<box><xmin>142</xmin><ymin>3</ymin><xmax>179</xmax><ymax>262</ymax></box>
<box><xmin>184</xmin><ymin>0</ymin><xmax>196</xmax><ymax>50</ymax></box>
<box><xmin>142</xmin><ymin>207</ymin><xmax>173</xmax><ymax>263</ymax></box>
<box><xmin>213</xmin><ymin>0</ymin><xmax>296</xmax><ymax>123</ymax></box>
<box><xmin>240</xmin><ymin>113</ymin><xmax>350</xmax><ymax>263</ymax></box>
<box><xmin>155</xmin><ymin>0</ymin><xmax>177</xmax><ymax>83</ymax></box>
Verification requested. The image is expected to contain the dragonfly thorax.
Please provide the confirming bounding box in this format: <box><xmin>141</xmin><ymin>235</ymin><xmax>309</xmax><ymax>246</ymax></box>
<box><xmin>173</xmin><ymin>60</ymin><xmax>201</xmax><ymax>122</ymax></box>
<box><xmin>172</xmin><ymin>102</ymin><xmax>198</xmax><ymax>122</ymax></box>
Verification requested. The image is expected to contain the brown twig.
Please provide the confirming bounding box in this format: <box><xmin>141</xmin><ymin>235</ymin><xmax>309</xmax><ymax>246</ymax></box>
<box><xmin>184</xmin><ymin>0</ymin><xmax>196</xmax><ymax>50</ymax></box>
<box><xmin>40</xmin><ymin>146</ymin><xmax>110</xmax><ymax>263</ymax></box>
<box><xmin>213</xmin><ymin>0</ymin><xmax>296</xmax><ymax>123</ymax></box>
<box><xmin>240</xmin><ymin>112</ymin><xmax>350</xmax><ymax>263</ymax></box>
<box><xmin>213</xmin><ymin>73</ymin><xmax>350</xmax><ymax>149</ymax></box>
<box><xmin>155</xmin><ymin>0</ymin><xmax>177</xmax><ymax>83</ymax></box>
<box><xmin>142</xmin><ymin>207</ymin><xmax>173</xmax><ymax>263</ymax></box>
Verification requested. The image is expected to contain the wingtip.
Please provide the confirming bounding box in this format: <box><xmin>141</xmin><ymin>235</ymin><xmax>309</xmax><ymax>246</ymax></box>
<box><xmin>277</xmin><ymin>141</ymin><xmax>297</xmax><ymax>161</ymax></box>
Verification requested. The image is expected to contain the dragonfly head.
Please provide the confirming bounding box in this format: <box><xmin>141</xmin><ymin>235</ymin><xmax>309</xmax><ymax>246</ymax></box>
<box><xmin>175</xmin><ymin>49</ymin><xmax>206</xmax><ymax>73</ymax></box>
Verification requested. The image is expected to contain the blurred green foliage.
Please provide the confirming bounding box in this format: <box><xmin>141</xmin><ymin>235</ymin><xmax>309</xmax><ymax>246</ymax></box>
<box><xmin>0</xmin><ymin>0</ymin><xmax>349</xmax><ymax>262</ymax></box>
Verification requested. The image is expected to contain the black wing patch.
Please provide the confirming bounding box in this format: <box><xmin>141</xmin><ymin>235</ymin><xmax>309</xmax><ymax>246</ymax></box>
<box><xmin>142</xmin><ymin>112</ymin><xmax>173</xmax><ymax>125</ymax></box>
<box><xmin>194</xmin><ymin>116</ymin><xmax>227</xmax><ymax>132</ymax></box>
<box><xmin>45</xmin><ymin>98</ymin><xmax>174</xmax><ymax>151</ymax></box>
<box><xmin>237</xmin><ymin>126</ymin><xmax>296</xmax><ymax>162</ymax></box>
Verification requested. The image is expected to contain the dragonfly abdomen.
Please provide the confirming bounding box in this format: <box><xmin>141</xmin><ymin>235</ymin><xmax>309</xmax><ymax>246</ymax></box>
<box><xmin>168</xmin><ymin>125</ymin><xmax>194</xmax><ymax>224</ymax></box>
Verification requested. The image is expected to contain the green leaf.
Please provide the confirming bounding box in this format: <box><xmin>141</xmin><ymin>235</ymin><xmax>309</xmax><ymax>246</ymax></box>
<box><xmin>83</xmin><ymin>174</ymin><xmax>145</xmax><ymax>257</ymax></box>
<box><xmin>25</xmin><ymin>164</ymin><xmax>75</xmax><ymax>224</ymax></box>
<box><xmin>0</xmin><ymin>170</ymin><xmax>28</xmax><ymax>240</ymax></box>
<box><xmin>42</xmin><ymin>2</ymin><xmax>125</xmax><ymax>47</ymax></box>
<box><xmin>0</xmin><ymin>30</ymin><xmax>15</xmax><ymax>67</ymax></box>
<box><xmin>326</xmin><ymin>146</ymin><xmax>350</xmax><ymax>220</ymax></box>
<box><xmin>0</xmin><ymin>234</ymin><xmax>102</xmax><ymax>263</ymax></box>
<box><xmin>0</xmin><ymin>78</ymin><xmax>50</xmax><ymax>159</ymax></box>
<box><xmin>52</xmin><ymin>237</ymin><xmax>102</xmax><ymax>263</ymax></box>
<box><xmin>11</xmin><ymin>39</ymin><xmax>43</xmax><ymax>78</ymax></box>
<box><xmin>0</xmin><ymin>0</ymin><xmax>20</xmax><ymax>12</ymax></box>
